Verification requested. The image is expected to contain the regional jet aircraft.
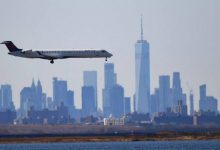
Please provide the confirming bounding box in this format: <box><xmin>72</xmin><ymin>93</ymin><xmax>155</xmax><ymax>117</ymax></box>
<box><xmin>1</xmin><ymin>41</ymin><xmax>112</xmax><ymax>64</ymax></box>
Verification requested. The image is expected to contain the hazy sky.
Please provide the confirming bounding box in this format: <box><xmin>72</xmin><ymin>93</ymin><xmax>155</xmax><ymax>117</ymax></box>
<box><xmin>0</xmin><ymin>0</ymin><xmax>219</xmax><ymax>111</ymax></box>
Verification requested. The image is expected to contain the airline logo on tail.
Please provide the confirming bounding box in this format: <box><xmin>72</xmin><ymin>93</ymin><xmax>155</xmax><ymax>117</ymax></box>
<box><xmin>0</xmin><ymin>41</ymin><xmax>22</xmax><ymax>52</ymax></box>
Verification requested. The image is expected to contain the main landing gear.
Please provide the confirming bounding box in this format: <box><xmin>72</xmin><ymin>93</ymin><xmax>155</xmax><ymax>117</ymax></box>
<box><xmin>50</xmin><ymin>60</ymin><xmax>54</xmax><ymax>64</ymax></box>
<box><xmin>105</xmin><ymin>57</ymin><xmax>108</xmax><ymax>61</ymax></box>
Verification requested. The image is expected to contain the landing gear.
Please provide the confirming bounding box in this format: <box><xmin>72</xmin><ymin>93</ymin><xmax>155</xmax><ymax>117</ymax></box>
<box><xmin>50</xmin><ymin>60</ymin><xmax>54</xmax><ymax>64</ymax></box>
<box><xmin>105</xmin><ymin>57</ymin><xmax>107</xmax><ymax>61</ymax></box>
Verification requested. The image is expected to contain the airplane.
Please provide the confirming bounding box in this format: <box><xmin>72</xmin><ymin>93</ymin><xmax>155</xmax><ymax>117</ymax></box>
<box><xmin>0</xmin><ymin>41</ymin><xmax>112</xmax><ymax>64</ymax></box>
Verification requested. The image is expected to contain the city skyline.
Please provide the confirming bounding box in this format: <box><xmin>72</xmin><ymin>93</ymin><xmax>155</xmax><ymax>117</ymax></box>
<box><xmin>1</xmin><ymin>72</ymin><xmax>218</xmax><ymax>126</ymax></box>
<box><xmin>0</xmin><ymin>69</ymin><xmax>218</xmax><ymax>113</ymax></box>
<box><xmin>0</xmin><ymin>0</ymin><xmax>219</xmax><ymax>110</ymax></box>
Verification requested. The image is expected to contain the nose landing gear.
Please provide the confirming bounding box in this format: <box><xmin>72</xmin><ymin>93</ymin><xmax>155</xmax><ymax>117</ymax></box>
<box><xmin>50</xmin><ymin>60</ymin><xmax>54</xmax><ymax>64</ymax></box>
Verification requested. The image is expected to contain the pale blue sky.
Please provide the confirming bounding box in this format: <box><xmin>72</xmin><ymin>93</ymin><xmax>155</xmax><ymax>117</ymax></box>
<box><xmin>0</xmin><ymin>0</ymin><xmax>219</xmax><ymax>110</ymax></box>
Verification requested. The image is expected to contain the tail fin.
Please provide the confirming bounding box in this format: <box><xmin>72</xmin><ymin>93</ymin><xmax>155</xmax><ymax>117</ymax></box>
<box><xmin>1</xmin><ymin>41</ymin><xmax>22</xmax><ymax>52</ymax></box>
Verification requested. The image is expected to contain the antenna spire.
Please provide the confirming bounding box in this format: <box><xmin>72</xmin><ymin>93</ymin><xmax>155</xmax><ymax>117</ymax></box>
<box><xmin>141</xmin><ymin>14</ymin><xmax>144</xmax><ymax>41</ymax></box>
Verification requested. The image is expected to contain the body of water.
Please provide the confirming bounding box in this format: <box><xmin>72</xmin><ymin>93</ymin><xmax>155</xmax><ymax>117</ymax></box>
<box><xmin>0</xmin><ymin>140</ymin><xmax>220</xmax><ymax>150</ymax></box>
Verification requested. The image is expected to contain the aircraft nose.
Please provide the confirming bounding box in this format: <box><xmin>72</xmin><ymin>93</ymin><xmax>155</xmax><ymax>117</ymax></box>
<box><xmin>108</xmin><ymin>52</ymin><xmax>113</xmax><ymax>57</ymax></box>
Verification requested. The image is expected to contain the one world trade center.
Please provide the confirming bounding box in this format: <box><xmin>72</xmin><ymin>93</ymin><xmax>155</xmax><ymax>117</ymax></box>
<box><xmin>135</xmin><ymin>16</ymin><xmax>150</xmax><ymax>113</ymax></box>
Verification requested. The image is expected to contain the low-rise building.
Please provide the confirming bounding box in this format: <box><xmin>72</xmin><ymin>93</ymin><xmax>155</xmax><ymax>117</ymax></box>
<box><xmin>104</xmin><ymin>117</ymin><xmax>125</xmax><ymax>126</ymax></box>
<box><xmin>125</xmin><ymin>112</ymin><xmax>151</xmax><ymax>125</ymax></box>
<box><xmin>0</xmin><ymin>110</ymin><xmax>16</xmax><ymax>124</ymax></box>
<box><xmin>153</xmin><ymin>114</ymin><xmax>193</xmax><ymax>125</ymax></box>
<box><xmin>23</xmin><ymin>103</ymin><xmax>69</xmax><ymax>124</ymax></box>
<box><xmin>193</xmin><ymin>111</ymin><xmax>220</xmax><ymax>126</ymax></box>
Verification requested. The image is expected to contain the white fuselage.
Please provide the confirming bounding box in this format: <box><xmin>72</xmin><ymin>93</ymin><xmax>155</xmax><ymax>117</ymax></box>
<box><xmin>9</xmin><ymin>49</ymin><xmax>112</xmax><ymax>60</ymax></box>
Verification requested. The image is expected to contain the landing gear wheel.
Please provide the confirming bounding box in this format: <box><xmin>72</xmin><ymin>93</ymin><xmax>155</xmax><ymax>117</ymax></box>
<box><xmin>50</xmin><ymin>60</ymin><xmax>54</xmax><ymax>64</ymax></box>
<box><xmin>105</xmin><ymin>57</ymin><xmax>107</xmax><ymax>61</ymax></box>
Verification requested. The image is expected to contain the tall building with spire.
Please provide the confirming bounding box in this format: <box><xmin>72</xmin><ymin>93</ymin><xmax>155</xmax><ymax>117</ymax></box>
<box><xmin>135</xmin><ymin>15</ymin><xmax>150</xmax><ymax>113</ymax></box>
<box><xmin>20</xmin><ymin>79</ymin><xmax>44</xmax><ymax>118</ymax></box>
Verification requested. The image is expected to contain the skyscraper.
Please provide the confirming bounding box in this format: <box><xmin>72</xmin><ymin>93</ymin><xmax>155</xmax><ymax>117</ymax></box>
<box><xmin>42</xmin><ymin>93</ymin><xmax>47</xmax><ymax>109</ymax></box>
<box><xmin>200</xmin><ymin>84</ymin><xmax>206</xmax><ymax>101</ymax></box>
<box><xmin>47</xmin><ymin>97</ymin><xmax>53</xmax><ymax>110</ymax></box>
<box><xmin>20</xmin><ymin>80</ymin><xmax>45</xmax><ymax>117</ymax></box>
<box><xmin>20</xmin><ymin>87</ymin><xmax>32</xmax><ymax>117</ymax></box>
<box><xmin>189</xmin><ymin>92</ymin><xmax>194</xmax><ymax>116</ymax></box>
<box><xmin>199</xmin><ymin>84</ymin><xmax>218</xmax><ymax>112</ymax></box>
<box><xmin>109</xmin><ymin>84</ymin><xmax>124</xmax><ymax>117</ymax></box>
<box><xmin>66</xmin><ymin>90</ymin><xmax>74</xmax><ymax>107</ymax></box>
<box><xmin>0</xmin><ymin>88</ymin><xmax>2</xmax><ymax>110</ymax></box>
<box><xmin>150</xmin><ymin>88</ymin><xmax>160</xmax><ymax>114</ymax></box>
<box><xmin>104</xmin><ymin>63</ymin><xmax>116</xmax><ymax>89</ymax></box>
<box><xmin>83</xmin><ymin>71</ymin><xmax>97</xmax><ymax>111</ymax></box>
<box><xmin>53</xmin><ymin>77</ymin><xmax>68</xmax><ymax>108</ymax></box>
<box><xmin>35</xmin><ymin>80</ymin><xmax>43</xmax><ymax>110</ymax></box>
<box><xmin>0</xmin><ymin>84</ymin><xmax>15</xmax><ymax>111</ymax></box>
<box><xmin>158</xmin><ymin>75</ymin><xmax>171</xmax><ymax>112</ymax></box>
<box><xmin>199</xmin><ymin>84</ymin><xmax>206</xmax><ymax>111</ymax></box>
<box><xmin>135</xmin><ymin>15</ymin><xmax>150</xmax><ymax>113</ymax></box>
<box><xmin>124</xmin><ymin>97</ymin><xmax>131</xmax><ymax>115</ymax></box>
<box><xmin>206</xmin><ymin>96</ymin><xmax>218</xmax><ymax>113</ymax></box>
<box><xmin>82</xmin><ymin>86</ymin><xmax>96</xmax><ymax>117</ymax></box>
<box><xmin>172</xmin><ymin>72</ymin><xmax>183</xmax><ymax>106</ymax></box>
<box><xmin>103</xmin><ymin>63</ymin><xmax>117</xmax><ymax>117</ymax></box>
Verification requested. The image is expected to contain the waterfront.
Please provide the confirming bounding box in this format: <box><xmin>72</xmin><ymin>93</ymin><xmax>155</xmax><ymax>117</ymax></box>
<box><xmin>0</xmin><ymin>141</ymin><xmax>220</xmax><ymax>150</ymax></box>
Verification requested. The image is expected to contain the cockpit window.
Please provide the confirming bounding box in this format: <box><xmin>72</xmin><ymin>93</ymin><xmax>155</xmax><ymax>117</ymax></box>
<box><xmin>101</xmin><ymin>50</ymin><xmax>106</xmax><ymax>52</ymax></box>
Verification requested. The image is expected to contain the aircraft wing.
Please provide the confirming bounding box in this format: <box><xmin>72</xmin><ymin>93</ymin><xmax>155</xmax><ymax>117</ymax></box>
<box><xmin>36</xmin><ymin>51</ymin><xmax>58</xmax><ymax>60</ymax></box>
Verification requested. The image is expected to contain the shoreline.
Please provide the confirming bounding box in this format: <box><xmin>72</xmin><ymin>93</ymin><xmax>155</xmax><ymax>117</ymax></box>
<box><xmin>1</xmin><ymin>125</ymin><xmax>220</xmax><ymax>143</ymax></box>
<box><xmin>1</xmin><ymin>134</ymin><xmax>220</xmax><ymax>144</ymax></box>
